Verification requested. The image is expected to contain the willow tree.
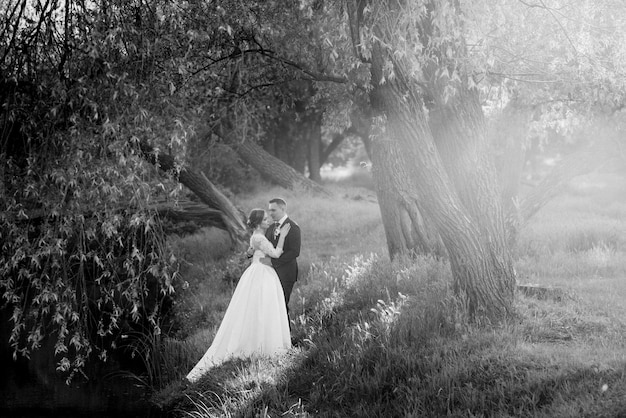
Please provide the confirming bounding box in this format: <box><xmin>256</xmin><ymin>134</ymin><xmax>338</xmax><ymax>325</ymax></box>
<box><xmin>0</xmin><ymin>0</ymin><xmax>192</xmax><ymax>379</ymax></box>
<box><xmin>343</xmin><ymin>0</ymin><xmax>517</xmax><ymax>318</ymax></box>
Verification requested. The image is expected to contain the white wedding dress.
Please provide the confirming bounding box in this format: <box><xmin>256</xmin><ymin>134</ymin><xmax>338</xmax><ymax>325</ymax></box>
<box><xmin>186</xmin><ymin>232</ymin><xmax>291</xmax><ymax>383</ymax></box>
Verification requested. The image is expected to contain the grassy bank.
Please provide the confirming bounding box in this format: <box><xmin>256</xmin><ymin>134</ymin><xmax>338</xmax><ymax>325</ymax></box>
<box><xmin>152</xmin><ymin>173</ymin><xmax>626</xmax><ymax>417</ymax></box>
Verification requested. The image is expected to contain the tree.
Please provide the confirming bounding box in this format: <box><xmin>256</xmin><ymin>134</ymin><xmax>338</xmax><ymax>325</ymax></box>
<box><xmin>371</xmin><ymin>137</ymin><xmax>446</xmax><ymax>258</ymax></box>
<box><xmin>341</xmin><ymin>0</ymin><xmax>517</xmax><ymax>318</ymax></box>
<box><xmin>169</xmin><ymin>0</ymin><xmax>353</xmax><ymax>189</ymax></box>
<box><xmin>0</xmin><ymin>0</ymin><xmax>197</xmax><ymax>378</ymax></box>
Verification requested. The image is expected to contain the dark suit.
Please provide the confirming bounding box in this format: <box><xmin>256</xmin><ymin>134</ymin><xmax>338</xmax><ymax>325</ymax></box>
<box><xmin>266</xmin><ymin>218</ymin><xmax>301</xmax><ymax>311</ymax></box>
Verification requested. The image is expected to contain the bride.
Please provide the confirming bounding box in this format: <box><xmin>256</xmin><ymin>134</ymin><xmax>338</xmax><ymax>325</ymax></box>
<box><xmin>186</xmin><ymin>208</ymin><xmax>292</xmax><ymax>383</ymax></box>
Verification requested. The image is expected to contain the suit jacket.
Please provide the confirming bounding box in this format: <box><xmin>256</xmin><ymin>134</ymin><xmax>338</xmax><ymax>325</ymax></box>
<box><xmin>265</xmin><ymin>218</ymin><xmax>301</xmax><ymax>270</ymax></box>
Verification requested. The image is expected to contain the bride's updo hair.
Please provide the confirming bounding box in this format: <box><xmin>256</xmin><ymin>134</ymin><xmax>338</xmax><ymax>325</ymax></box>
<box><xmin>246</xmin><ymin>208</ymin><xmax>265</xmax><ymax>230</ymax></box>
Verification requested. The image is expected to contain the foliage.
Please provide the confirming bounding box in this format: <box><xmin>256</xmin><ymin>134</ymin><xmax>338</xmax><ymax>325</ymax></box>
<box><xmin>0</xmin><ymin>204</ymin><xmax>178</xmax><ymax>380</ymax></box>
<box><xmin>468</xmin><ymin>0</ymin><xmax>626</xmax><ymax>151</ymax></box>
<box><xmin>0</xmin><ymin>0</ymin><xmax>191</xmax><ymax>378</ymax></box>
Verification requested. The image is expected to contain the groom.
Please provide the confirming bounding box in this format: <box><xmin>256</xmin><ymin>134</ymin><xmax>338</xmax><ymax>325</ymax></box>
<box><xmin>266</xmin><ymin>198</ymin><xmax>301</xmax><ymax>316</ymax></box>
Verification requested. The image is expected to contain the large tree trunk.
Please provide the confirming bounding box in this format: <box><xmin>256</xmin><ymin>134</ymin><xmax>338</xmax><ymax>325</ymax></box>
<box><xmin>426</xmin><ymin>86</ymin><xmax>516</xmax><ymax>310</ymax></box>
<box><xmin>429</xmin><ymin>90</ymin><xmax>509</xmax><ymax>232</ymax></box>
<box><xmin>419</xmin><ymin>0</ymin><xmax>513</xmax><ymax>276</ymax></box>
<box><xmin>371</xmin><ymin>137</ymin><xmax>445</xmax><ymax>259</ymax></box>
<box><xmin>235</xmin><ymin>139</ymin><xmax>329</xmax><ymax>195</ymax></box>
<box><xmin>368</xmin><ymin>40</ymin><xmax>515</xmax><ymax>318</ymax></box>
<box><xmin>139</xmin><ymin>141</ymin><xmax>248</xmax><ymax>247</ymax></box>
<box><xmin>343</xmin><ymin>0</ymin><xmax>516</xmax><ymax>317</ymax></box>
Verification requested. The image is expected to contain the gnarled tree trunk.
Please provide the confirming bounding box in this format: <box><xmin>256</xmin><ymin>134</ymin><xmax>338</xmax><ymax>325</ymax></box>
<box><xmin>426</xmin><ymin>86</ymin><xmax>516</xmax><ymax>312</ymax></box>
<box><xmin>371</xmin><ymin>137</ymin><xmax>445</xmax><ymax>259</ymax></box>
<box><xmin>368</xmin><ymin>35</ymin><xmax>515</xmax><ymax>318</ymax></box>
<box><xmin>344</xmin><ymin>0</ymin><xmax>517</xmax><ymax>318</ymax></box>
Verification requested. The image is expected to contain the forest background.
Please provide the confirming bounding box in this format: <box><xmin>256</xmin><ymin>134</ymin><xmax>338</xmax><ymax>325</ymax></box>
<box><xmin>1</xmin><ymin>0</ymin><xmax>625</xmax><ymax>416</ymax></box>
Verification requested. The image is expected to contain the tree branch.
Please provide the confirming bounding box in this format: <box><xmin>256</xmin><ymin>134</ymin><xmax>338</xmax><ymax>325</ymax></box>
<box><xmin>191</xmin><ymin>48</ymin><xmax>348</xmax><ymax>84</ymax></box>
<box><xmin>1</xmin><ymin>0</ymin><xmax>27</xmax><ymax>66</ymax></box>
<box><xmin>255</xmin><ymin>49</ymin><xmax>349</xmax><ymax>83</ymax></box>
<box><xmin>138</xmin><ymin>141</ymin><xmax>248</xmax><ymax>247</ymax></box>
<box><xmin>537</xmin><ymin>0</ymin><xmax>579</xmax><ymax>57</ymax></box>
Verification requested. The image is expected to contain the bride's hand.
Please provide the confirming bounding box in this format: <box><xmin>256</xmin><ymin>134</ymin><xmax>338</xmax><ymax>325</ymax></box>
<box><xmin>280</xmin><ymin>223</ymin><xmax>291</xmax><ymax>236</ymax></box>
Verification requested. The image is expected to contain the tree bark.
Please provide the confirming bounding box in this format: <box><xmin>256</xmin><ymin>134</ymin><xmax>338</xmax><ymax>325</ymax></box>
<box><xmin>234</xmin><ymin>139</ymin><xmax>330</xmax><ymax>195</ymax></box>
<box><xmin>371</xmin><ymin>136</ymin><xmax>445</xmax><ymax>259</ymax></box>
<box><xmin>368</xmin><ymin>40</ymin><xmax>514</xmax><ymax>318</ymax></box>
<box><xmin>415</xmin><ymin>0</ymin><xmax>517</xmax><ymax>315</ymax></box>
<box><xmin>139</xmin><ymin>141</ymin><xmax>248</xmax><ymax>247</ymax></box>
<box><xmin>291</xmin><ymin>136</ymin><xmax>308</xmax><ymax>174</ymax></box>
<box><xmin>426</xmin><ymin>86</ymin><xmax>516</xmax><ymax>313</ymax></box>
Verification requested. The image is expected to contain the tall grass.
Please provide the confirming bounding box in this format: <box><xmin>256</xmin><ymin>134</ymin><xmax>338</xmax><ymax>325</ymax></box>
<box><xmin>152</xmin><ymin>172</ymin><xmax>626</xmax><ymax>417</ymax></box>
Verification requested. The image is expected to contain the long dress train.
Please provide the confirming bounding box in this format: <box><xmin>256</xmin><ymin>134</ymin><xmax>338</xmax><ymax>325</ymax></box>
<box><xmin>186</xmin><ymin>233</ymin><xmax>291</xmax><ymax>382</ymax></box>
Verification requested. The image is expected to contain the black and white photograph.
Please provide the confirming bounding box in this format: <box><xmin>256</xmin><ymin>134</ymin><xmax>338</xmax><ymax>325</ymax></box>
<box><xmin>1</xmin><ymin>1</ymin><xmax>625</xmax><ymax>417</ymax></box>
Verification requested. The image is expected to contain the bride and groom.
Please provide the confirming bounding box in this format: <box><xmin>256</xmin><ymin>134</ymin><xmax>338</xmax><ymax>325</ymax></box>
<box><xmin>186</xmin><ymin>198</ymin><xmax>301</xmax><ymax>383</ymax></box>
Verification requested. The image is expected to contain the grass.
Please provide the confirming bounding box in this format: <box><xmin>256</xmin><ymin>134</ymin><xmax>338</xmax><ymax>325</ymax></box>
<box><xmin>150</xmin><ymin>171</ymin><xmax>626</xmax><ymax>417</ymax></box>
<box><xmin>516</xmin><ymin>172</ymin><xmax>626</xmax><ymax>320</ymax></box>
